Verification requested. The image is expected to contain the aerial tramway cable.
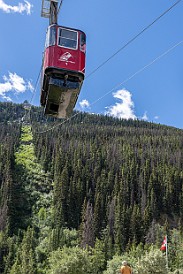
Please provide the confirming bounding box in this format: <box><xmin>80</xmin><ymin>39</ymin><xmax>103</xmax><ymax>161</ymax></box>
<box><xmin>57</xmin><ymin>0</ymin><xmax>64</xmax><ymax>15</ymax></box>
<box><xmin>29</xmin><ymin>0</ymin><xmax>182</xmax><ymax>131</ymax></box>
<box><xmin>22</xmin><ymin>67</ymin><xmax>42</xmax><ymax>123</ymax></box>
<box><xmin>34</xmin><ymin>40</ymin><xmax>183</xmax><ymax>134</ymax></box>
<box><xmin>86</xmin><ymin>0</ymin><xmax>182</xmax><ymax>79</ymax></box>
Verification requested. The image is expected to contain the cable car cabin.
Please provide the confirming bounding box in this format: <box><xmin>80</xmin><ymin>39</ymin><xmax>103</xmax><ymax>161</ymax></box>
<box><xmin>40</xmin><ymin>24</ymin><xmax>86</xmax><ymax>118</ymax></box>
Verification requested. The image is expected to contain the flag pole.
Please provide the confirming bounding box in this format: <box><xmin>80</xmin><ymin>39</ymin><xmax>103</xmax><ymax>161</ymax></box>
<box><xmin>166</xmin><ymin>235</ymin><xmax>168</xmax><ymax>270</ymax></box>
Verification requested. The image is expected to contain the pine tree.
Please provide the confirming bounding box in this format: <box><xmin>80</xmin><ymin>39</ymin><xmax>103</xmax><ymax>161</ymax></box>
<box><xmin>9</xmin><ymin>227</ymin><xmax>37</xmax><ymax>274</ymax></box>
<box><xmin>80</xmin><ymin>201</ymin><xmax>95</xmax><ymax>248</ymax></box>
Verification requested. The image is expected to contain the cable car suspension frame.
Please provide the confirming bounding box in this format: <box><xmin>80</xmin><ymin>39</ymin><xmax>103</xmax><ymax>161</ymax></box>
<box><xmin>40</xmin><ymin>0</ymin><xmax>86</xmax><ymax>119</ymax></box>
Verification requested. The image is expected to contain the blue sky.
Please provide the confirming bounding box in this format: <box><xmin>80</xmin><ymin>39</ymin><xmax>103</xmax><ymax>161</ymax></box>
<box><xmin>0</xmin><ymin>0</ymin><xmax>183</xmax><ymax>128</ymax></box>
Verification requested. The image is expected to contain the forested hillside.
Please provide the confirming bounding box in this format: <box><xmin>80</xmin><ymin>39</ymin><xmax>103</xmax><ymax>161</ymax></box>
<box><xmin>0</xmin><ymin>102</ymin><xmax>183</xmax><ymax>274</ymax></box>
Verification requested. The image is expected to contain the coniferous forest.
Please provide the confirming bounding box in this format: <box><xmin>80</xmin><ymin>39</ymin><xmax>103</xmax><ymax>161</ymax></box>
<box><xmin>0</xmin><ymin>102</ymin><xmax>183</xmax><ymax>274</ymax></box>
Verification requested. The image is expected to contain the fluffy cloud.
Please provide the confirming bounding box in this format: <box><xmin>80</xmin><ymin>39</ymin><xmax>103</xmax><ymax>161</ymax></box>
<box><xmin>141</xmin><ymin>111</ymin><xmax>148</xmax><ymax>121</ymax></box>
<box><xmin>0</xmin><ymin>0</ymin><xmax>32</xmax><ymax>14</ymax></box>
<box><xmin>106</xmin><ymin>88</ymin><xmax>137</xmax><ymax>119</ymax></box>
<box><xmin>79</xmin><ymin>99</ymin><xmax>90</xmax><ymax>109</ymax></box>
<box><xmin>0</xmin><ymin>72</ymin><xmax>34</xmax><ymax>101</ymax></box>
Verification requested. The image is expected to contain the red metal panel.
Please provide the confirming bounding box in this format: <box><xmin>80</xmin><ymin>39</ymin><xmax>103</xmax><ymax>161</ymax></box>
<box><xmin>43</xmin><ymin>27</ymin><xmax>86</xmax><ymax>76</ymax></box>
<box><xmin>54</xmin><ymin>46</ymin><xmax>80</xmax><ymax>72</ymax></box>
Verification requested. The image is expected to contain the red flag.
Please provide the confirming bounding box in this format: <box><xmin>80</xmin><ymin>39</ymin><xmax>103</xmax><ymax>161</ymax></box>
<box><xmin>160</xmin><ymin>236</ymin><xmax>167</xmax><ymax>251</ymax></box>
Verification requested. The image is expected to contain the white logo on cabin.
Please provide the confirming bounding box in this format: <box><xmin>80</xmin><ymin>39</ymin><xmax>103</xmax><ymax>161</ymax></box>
<box><xmin>59</xmin><ymin>52</ymin><xmax>75</xmax><ymax>64</ymax></box>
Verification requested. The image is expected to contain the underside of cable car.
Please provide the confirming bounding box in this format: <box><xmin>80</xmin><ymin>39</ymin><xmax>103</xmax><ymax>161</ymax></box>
<box><xmin>40</xmin><ymin>24</ymin><xmax>86</xmax><ymax>118</ymax></box>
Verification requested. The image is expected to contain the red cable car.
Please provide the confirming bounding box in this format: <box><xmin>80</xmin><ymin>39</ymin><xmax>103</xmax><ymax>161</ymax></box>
<box><xmin>40</xmin><ymin>24</ymin><xmax>86</xmax><ymax>118</ymax></box>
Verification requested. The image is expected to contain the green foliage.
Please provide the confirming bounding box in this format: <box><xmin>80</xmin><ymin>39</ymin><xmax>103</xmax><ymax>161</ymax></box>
<box><xmin>169</xmin><ymin>271</ymin><xmax>183</xmax><ymax>274</ymax></box>
<box><xmin>47</xmin><ymin>246</ymin><xmax>91</xmax><ymax>274</ymax></box>
<box><xmin>47</xmin><ymin>243</ymin><xmax>105</xmax><ymax>274</ymax></box>
<box><xmin>1</xmin><ymin>103</ymin><xmax>183</xmax><ymax>273</ymax></box>
<box><xmin>90</xmin><ymin>239</ymin><xmax>106</xmax><ymax>273</ymax></box>
<box><xmin>60</xmin><ymin>228</ymin><xmax>79</xmax><ymax>247</ymax></box>
<box><xmin>103</xmin><ymin>255</ymin><xmax>122</xmax><ymax>274</ymax></box>
<box><xmin>104</xmin><ymin>247</ymin><xmax>168</xmax><ymax>274</ymax></box>
<box><xmin>20</xmin><ymin>126</ymin><xmax>33</xmax><ymax>142</ymax></box>
<box><xmin>15</xmin><ymin>126</ymin><xmax>43</xmax><ymax>173</ymax></box>
<box><xmin>9</xmin><ymin>228</ymin><xmax>37</xmax><ymax>274</ymax></box>
<box><xmin>103</xmin><ymin>244</ymin><xmax>145</xmax><ymax>274</ymax></box>
<box><xmin>49</xmin><ymin>227</ymin><xmax>79</xmax><ymax>250</ymax></box>
<box><xmin>168</xmin><ymin>229</ymin><xmax>183</xmax><ymax>271</ymax></box>
<box><xmin>135</xmin><ymin>248</ymin><xmax>167</xmax><ymax>274</ymax></box>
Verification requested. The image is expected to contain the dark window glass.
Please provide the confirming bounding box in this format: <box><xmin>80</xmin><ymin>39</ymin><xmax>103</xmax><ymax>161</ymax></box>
<box><xmin>45</xmin><ymin>26</ymin><xmax>56</xmax><ymax>48</ymax></box>
<box><xmin>58</xmin><ymin>28</ymin><xmax>78</xmax><ymax>49</ymax></box>
<box><xmin>80</xmin><ymin>33</ymin><xmax>86</xmax><ymax>53</ymax></box>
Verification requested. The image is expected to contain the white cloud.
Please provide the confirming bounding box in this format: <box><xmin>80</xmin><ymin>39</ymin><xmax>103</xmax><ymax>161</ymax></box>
<box><xmin>0</xmin><ymin>0</ymin><xmax>32</xmax><ymax>14</ymax></box>
<box><xmin>0</xmin><ymin>72</ymin><xmax>33</xmax><ymax>101</ymax></box>
<box><xmin>79</xmin><ymin>99</ymin><xmax>90</xmax><ymax>109</ymax></box>
<box><xmin>4</xmin><ymin>73</ymin><xmax>26</xmax><ymax>92</ymax></box>
<box><xmin>106</xmin><ymin>88</ymin><xmax>137</xmax><ymax>119</ymax></box>
<box><xmin>154</xmin><ymin>116</ymin><xmax>159</xmax><ymax>120</ymax></box>
<box><xmin>141</xmin><ymin>111</ymin><xmax>148</xmax><ymax>121</ymax></box>
<box><xmin>2</xmin><ymin>95</ymin><xmax>12</xmax><ymax>101</ymax></box>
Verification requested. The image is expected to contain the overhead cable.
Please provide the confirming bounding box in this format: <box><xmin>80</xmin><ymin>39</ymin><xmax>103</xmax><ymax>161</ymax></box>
<box><xmin>35</xmin><ymin>40</ymin><xmax>183</xmax><ymax>134</ymax></box>
<box><xmin>57</xmin><ymin>0</ymin><xmax>64</xmax><ymax>15</ymax></box>
<box><xmin>86</xmin><ymin>0</ymin><xmax>182</xmax><ymax>79</ymax></box>
<box><xmin>28</xmin><ymin>0</ymin><xmax>182</xmax><ymax>132</ymax></box>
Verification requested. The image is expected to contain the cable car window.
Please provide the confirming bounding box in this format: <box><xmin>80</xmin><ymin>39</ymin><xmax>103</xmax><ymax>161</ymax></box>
<box><xmin>45</xmin><ymin>26</ymin><xmax>56</xmax><ymax>48</ymax></box>
<box><xmin>58</xmin><ymin>28</ymin><xmax>78</xmax><ymax>49</ymax></box>
<box><xmin>80</xmin><ymin>33</ymin><xmax>86</xmax><ymax>53</ymax></box>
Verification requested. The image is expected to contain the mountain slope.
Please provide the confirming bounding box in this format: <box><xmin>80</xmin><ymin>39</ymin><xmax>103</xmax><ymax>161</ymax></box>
<box><xmin>0</xmin><ymin>102</ymin><xmax>183</xmax><ymax>273</ymax></box>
